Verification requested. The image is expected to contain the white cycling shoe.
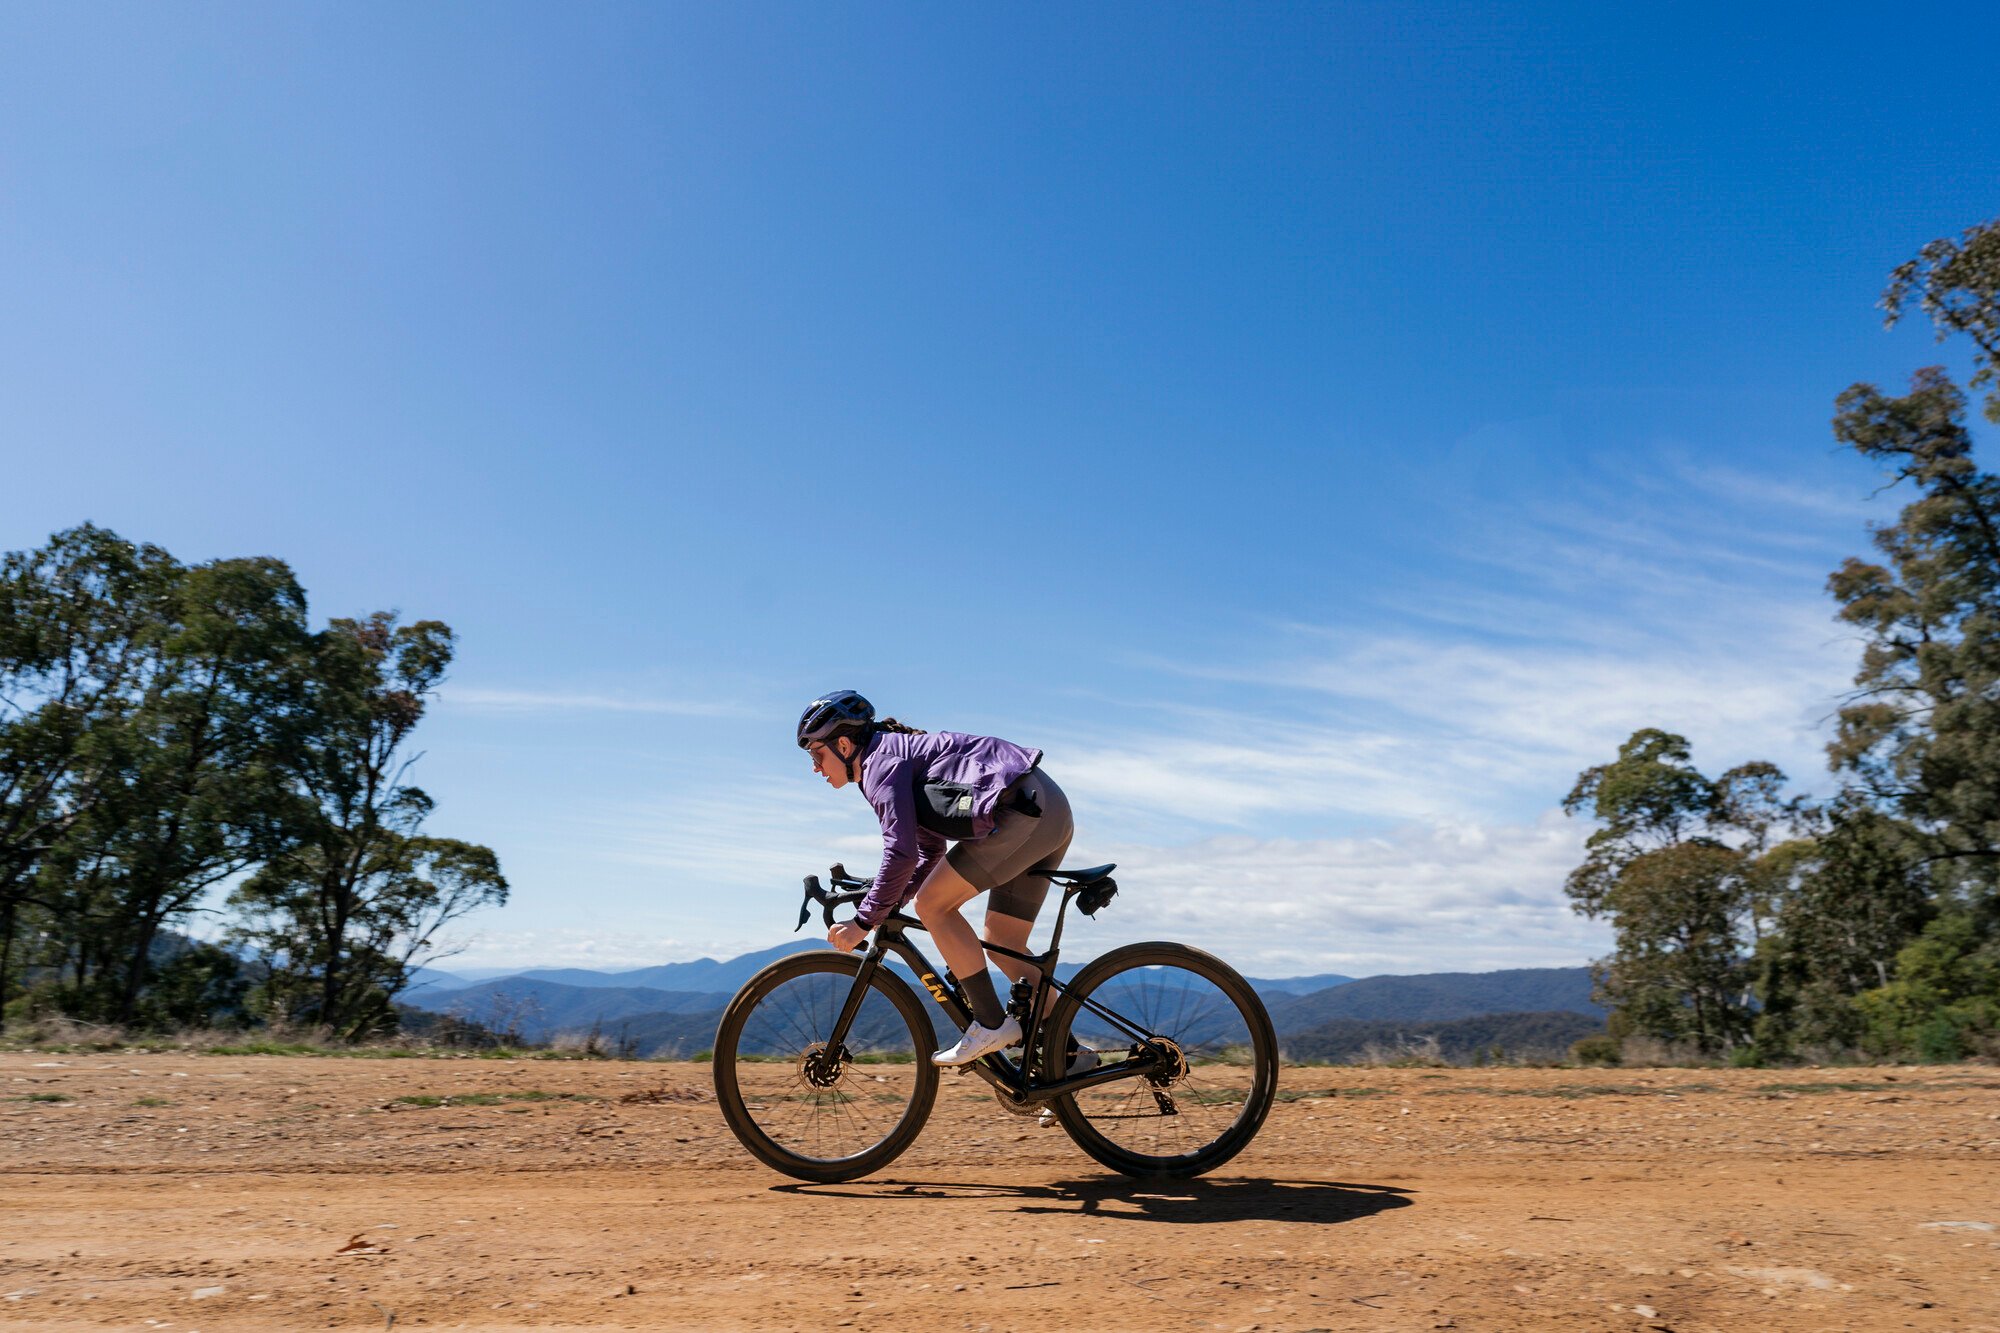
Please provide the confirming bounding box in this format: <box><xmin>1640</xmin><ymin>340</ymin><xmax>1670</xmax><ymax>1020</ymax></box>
<box><xmin>932</xmin><ymin>1016</ymin><xmax>1023</xmax><ymax>1066</ymax></box>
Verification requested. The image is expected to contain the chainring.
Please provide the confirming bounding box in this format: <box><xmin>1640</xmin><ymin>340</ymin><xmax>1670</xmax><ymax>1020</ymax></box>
<box><xmin>992</xmin><ymin>1086</ymin><xmax>1042</xmax><ymax>1116</ymax></box>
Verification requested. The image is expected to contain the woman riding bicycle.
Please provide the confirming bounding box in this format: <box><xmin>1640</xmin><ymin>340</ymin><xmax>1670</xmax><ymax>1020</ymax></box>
<box><xmin>797</xmin><ymin>689</ymin><xmax>1077</xmax><ymax>1067</ymax></box>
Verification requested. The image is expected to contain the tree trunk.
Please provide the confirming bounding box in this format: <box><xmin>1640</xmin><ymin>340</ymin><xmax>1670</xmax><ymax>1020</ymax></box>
<box><xmin>0</xmin><ymin>898</ymin><xmax>16</xmax><ymax>1029</ymax></box>
<box><xmin>116</xmin><ymin>913</ymin><xmax>162</xmax><ymax>1026</ymax></box>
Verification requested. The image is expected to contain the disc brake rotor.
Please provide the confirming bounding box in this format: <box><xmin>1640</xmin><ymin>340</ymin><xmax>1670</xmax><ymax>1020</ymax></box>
<box><xmin>798</xmin><ymin>1040</ymin><xmax>845</xmax><ymax>1089</ymax></box>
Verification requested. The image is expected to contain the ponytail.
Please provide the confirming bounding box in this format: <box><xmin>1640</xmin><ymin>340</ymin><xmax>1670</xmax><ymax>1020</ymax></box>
<box><xmin>875</xmin><ymin>717</ymin><xmax>926</xmax><ymax>735</ymax></box>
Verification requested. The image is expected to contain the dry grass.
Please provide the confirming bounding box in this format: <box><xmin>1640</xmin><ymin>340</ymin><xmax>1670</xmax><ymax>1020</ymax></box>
<box><xmin>0</xmin><ymin>1014</ymin><xmax>567</xmax><ymax>1061</ymax></box>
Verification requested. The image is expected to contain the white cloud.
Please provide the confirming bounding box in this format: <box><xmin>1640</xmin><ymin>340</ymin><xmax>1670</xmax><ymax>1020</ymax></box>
<box><xmin>436</xmin><ymin>445</ymin><xmax>1879</xmax><ymax>982</ymax></box>
<box><xmin>434</xmin><ymin>812</ymin><xmax>1609</xmax><ymax>977</ymax></box>
<box><xmin>1667</xmin><ymin>455</ymin><xmax>1884</xmax><ymax>522</ymax></box>
<box><xmin>440</xmin><ymin>686</ymin><xmax>739</xmax><ymax>717</ymax></box>
<box><xmin>1058</xmin><ymin>811</ymin><xmax>1610</xmax><ymax>975</ymax></box>
<box><xmin>424</xmin><ymin>927</ymin><xmax>710</xmax><ymax>973</ymax></box>
<box><xmin>1058</xmin><ymin>596</ymin><xmax>1852</xmax><ymax>841</ymax></box>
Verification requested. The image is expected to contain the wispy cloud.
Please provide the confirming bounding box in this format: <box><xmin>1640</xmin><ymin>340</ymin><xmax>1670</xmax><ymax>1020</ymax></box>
<box><xmin>1056</xmin><ymin>812</ymin><xmax>1609</xmax><ymax>976</ymax></box>
<box><xmin>1060</xmin><ymin>594</ymin><xmax>1853</xmax><ymax>839</ymax></box>
<box><xmin>433</xmin><ymin>814</ymin><xmax>1609</xmax><ymax>976</ymax></box>
<box><xmin>440</xmin><ymin>686</ymin><xmax>742</xmax><ymax>717</ymax></box>
<box><xmin>424</xmin><ymin>927</ymin><xmax>714</xmax><ymax>973</ymax></box>
<box><xmin>444</xmin><ymin>445</ymin><xmax>1881</xmax><ymax>978</ymax></box>
<box><xmin>1666</xmin><ymin>455</ymin><xmax>1885</xmax><ymax>523</ymax></box>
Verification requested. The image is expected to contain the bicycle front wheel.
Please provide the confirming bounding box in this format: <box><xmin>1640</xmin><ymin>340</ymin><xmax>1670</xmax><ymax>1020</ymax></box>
<box><xmin>712</xmin><ymin>952</ymin><xmax>940</xmax><ymax>1183</ymax></box>
<box><xmin>1044</xmin><ymin>942</ymin><xmax>1278</xmax><ymax>1179</ymax></box>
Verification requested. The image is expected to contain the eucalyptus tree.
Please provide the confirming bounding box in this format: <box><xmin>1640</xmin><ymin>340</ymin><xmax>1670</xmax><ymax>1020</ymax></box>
<box><xmin>1817</xmin><ymin>215</ymin><xmax>2000</xmax><ymax>1054</ymax></box>
<box><xmin>0</xmin><ymin>526</ymin><xmax>176</xmax><ymax>1012</ymax></box>
<box><xmin>228</xmin><ymin>613</ymin><xmax>507</xmax><ymax>1036</ymax></box>
<box><xmin>1750</xmin><ymin>800</ymin><xmax>1934</xmax><ymax>1055</ymax></box>
<box><xmin>1563</xmin><ymin>730</ymin><xmax>1801</xmax><ymax>1052</ymax></box>
<box><xmin>65</xmin><ymin>556</ymin><xmax>310</xmax><ymax>1022</ymax></box>
<box><xmin>1883</xmin><ymin>216</ymin><xmax>2000</xmax><ymax>425</ymax></box>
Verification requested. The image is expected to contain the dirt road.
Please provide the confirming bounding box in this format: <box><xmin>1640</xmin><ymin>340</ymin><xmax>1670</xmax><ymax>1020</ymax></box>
<box><xmin>4</xmin><ymin>1054</ymin><xmax>1998</xmax><ymax>1331</ymax></box>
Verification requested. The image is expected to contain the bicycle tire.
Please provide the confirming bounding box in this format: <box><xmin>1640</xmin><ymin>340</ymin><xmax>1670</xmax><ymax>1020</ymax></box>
<box><xmin>712</xmin><ymin>951</ymin><xmax>940</xmax><ymax>1183</ymax></box>
<box><xmin>1043</xmin><ymin>941</ymin><xmax>1278</xmax><ymax>1179</ymax></box>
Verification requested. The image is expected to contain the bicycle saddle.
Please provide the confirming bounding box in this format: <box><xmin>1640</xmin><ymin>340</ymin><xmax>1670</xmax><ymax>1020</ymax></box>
<box><xmin>1043</xmin><ymin>863</ymin><xmax>1116</xmax><ymax>885</ymax></box>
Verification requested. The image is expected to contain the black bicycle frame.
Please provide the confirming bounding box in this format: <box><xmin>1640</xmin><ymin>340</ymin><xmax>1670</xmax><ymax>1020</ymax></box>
<box><xmin>820</xmin><ymin>880</ymin><xmax>1166</xmax><ymax>1110</ymax></box>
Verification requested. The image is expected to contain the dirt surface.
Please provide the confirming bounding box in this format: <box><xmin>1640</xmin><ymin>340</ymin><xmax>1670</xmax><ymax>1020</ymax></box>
<box><xmin>4</xmin><ymin>1054</ymin><xmax>1999</xmax><ymax>1331</ymax></box>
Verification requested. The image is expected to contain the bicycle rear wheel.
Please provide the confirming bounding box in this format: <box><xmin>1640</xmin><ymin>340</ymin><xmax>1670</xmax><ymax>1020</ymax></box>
<box><xmin>712</xmin><ymin>952</ymin><xmax>939</xmax><ymax>1183</ymax></box>
<box><xmin>1043</xmin><ymin>942</ymin><xmax>1277</xmax><ymax>1179</ymax></box>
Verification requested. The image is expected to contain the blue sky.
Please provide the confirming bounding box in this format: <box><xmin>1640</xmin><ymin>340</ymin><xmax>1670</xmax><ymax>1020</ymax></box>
<box><xmin>3</xmin><ymin>4</ymin><xmax>1995</xmax><ymax>976</ymax></box>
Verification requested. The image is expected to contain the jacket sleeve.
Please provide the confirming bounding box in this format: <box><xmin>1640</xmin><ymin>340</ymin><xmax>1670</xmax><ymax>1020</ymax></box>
<box><xmin>858</xmin><ymin>757</ymin><xmax>944</xmax><ymax>928</ymax></box>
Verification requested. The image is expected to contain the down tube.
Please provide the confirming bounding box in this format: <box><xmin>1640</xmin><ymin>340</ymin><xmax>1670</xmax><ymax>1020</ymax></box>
<box><xmin>877</xmin><ymin>934</ymin><xmax>974</xmax><ymax>1033</ymax></box>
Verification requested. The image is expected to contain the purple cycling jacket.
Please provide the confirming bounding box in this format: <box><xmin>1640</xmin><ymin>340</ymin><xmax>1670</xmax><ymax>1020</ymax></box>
<box><xmin>854</xmin><ymin>729</ymin><xmax>1042</xmax><ymax>928</ymax></box>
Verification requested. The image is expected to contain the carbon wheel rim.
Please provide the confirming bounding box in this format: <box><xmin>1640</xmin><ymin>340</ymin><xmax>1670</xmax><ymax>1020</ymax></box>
<box><xmin>728</xmin><ymin>966</ymin><xmax>927</xmax><ymax>1164</ymax></box>
<box><xmin>1061</xmin><ymin>960</ymin><xmax>1265</xmax><ymax>1165</ymax></box>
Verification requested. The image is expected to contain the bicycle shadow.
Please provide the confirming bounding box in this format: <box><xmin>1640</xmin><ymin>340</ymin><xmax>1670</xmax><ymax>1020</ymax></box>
<box><xmin>773</xmin><ymin>1176</ymin><xmax>1413</xmax><ymax>1226</ymax></box>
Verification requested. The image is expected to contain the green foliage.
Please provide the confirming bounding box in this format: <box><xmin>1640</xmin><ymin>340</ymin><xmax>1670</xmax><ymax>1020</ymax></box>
<box><xmin>1569</xmin><ymin>1034</ymin><xmax>1622</xmax><ymax>1067</ymax></box>
<box><xmin>0</xmin><ymin>526</ymin><xmax>507</xmax><ymax>1043</ymax></box>
<box><xmin>135</xmin><ymin>942</ymin><xmax>249</xmax><ymax>1030</ymax></box>
<box><xmin>1750</xmin><ymin>801</ymin><xmax>1933</xmax><ymax>1058</ymax></box>
<box><xmin>1562</xmin><ymin>731</ymin><xmax>1794</xmax><ymax>1053</ymax></box>
<box><xmin>1813</xmin><ymin>216</ymin><xmax>2000</xmax><ymax>1058</ymax></box>
<box><xmin>227</xmin><ymin>613</ymin><xmax>506</xmax><ymax>1039</ymax></box>
<box><xmin>1827</xmin><ymin>368</ymin><xmax>2000</xmax><ymax>870</ymax></box>
<box><xmin>1854</xmin><ymin>913</ymin><xmax>2000</xmax><ymax>1060</ymax></box>
<box><xmin>1558</xmin><ymin>217</ymin><xmax>2000</xmax><ymax>1064</ymax></box>
<box><xmin>1882</xmin><ymin>216</ymin><xmax>2000</xmax><ymax>424</ymax></box>
<box><xmin>1</xmin><ymin>526</ymin><xmax>179</xmax><ymax>1010</ymax></box>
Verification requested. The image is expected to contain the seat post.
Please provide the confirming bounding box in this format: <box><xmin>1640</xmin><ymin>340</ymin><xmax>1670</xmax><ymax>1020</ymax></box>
<box><xmin>1046</xmin><ymin>883</ymin><xmax>1076</xmax><ymax>955</ymax></box>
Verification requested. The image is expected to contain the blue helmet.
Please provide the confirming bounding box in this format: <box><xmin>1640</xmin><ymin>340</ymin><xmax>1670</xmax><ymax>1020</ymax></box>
<box><xmin>797</xmin><ymin>690</ymin><xmax>875</xmax><ymax>750</ymax></box>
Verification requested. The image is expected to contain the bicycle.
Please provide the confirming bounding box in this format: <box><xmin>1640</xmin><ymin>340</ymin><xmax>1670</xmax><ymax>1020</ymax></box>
<box><xmin>711</xmin><ymin>861</ymin><xmax>1279</xmax><ymax>1183</ymax></box>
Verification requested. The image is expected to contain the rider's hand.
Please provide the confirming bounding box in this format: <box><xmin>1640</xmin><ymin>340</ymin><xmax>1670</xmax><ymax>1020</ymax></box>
<box><xmin>827</xmin><ymin>922</ymin><xmax>867</xmax><ymax>953</ymax></box>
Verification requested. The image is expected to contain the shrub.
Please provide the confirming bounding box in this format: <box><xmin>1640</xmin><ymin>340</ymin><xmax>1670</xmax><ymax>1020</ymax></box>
<box><xmin>1569</xmin><ymin>1034</ymin><xmax>1622</xmax><ymax>1067</ymax></box>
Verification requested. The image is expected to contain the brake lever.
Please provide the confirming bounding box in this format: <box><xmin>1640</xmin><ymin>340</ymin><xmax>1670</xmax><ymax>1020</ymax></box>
<box><xmin>796</xmin><ymin>871</ymin><xmax>871</xmax><ymax>934</ymax></box>
<box><xmin>795</xmin><ymin>874</ymin><xmax>826</xmax><ymax>933</ymax></box>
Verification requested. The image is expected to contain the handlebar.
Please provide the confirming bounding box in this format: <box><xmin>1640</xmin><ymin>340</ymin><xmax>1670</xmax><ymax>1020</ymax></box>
<box><xmin>794</xmin><ymin>865</ymin><xmax>874</xmax><ymax>932</ymax></box>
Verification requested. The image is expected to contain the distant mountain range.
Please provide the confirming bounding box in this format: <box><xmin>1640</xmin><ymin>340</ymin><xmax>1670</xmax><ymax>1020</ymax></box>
<box><xmin>1279</xmin><ymin>1009</ymin><xmax>1607</xmax><ymax>1063</ymax></box>
<box><xmin>402</xmin><ymin>946</ymin><xmax>1603</xmax><ymax>1061</ymax></box>
<box><xmin>1264</xmin><ymin>967</ymin><xmax>1602</xmax><ymax>1027</ymax></box>
<box><xmin>403</xmin><ymin>941</ymin><xmax>835</xmax><ymax>999</ymax></box>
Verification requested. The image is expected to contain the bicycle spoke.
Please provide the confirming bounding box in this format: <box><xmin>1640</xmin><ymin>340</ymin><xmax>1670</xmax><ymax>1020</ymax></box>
<box><xmin>1052</xmin><ymin>948</ymin><xmax>1273</xmax><ymax>1175</ymax></box>
<box><xmin>718</xmin><ymin>958</ymin><xmax>930</xmax><ymax>1169</ymax></box>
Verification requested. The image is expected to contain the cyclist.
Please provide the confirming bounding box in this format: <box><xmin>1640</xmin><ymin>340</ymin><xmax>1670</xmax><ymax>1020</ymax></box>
<box><xmin>798</xmin><ymin>690</ymin><xmax>1079</xmax><ymax>1068</ymax></box>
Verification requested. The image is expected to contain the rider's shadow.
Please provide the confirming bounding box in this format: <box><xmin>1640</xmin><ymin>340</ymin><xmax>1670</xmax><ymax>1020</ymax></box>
<box><xmin>776</xmin><ymin>1177</ymin><xmax>1412</xmax><ymax>1226</ymax></box>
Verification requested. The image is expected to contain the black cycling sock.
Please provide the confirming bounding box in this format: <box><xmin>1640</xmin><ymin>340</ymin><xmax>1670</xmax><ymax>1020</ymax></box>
<box><xmin>952</xmin><ymin>970</ymin><xmax>1005</xmax><ymax>1028</ymax></box>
